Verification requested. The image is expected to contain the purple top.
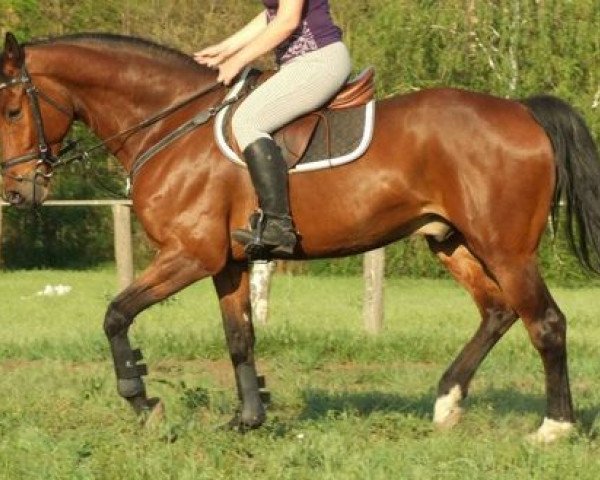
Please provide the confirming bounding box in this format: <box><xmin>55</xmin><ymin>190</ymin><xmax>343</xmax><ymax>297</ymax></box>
<box><xmin>262</xmin><ymin>0</ymin><xmax>343</xmax><ymax>64</ymax></box>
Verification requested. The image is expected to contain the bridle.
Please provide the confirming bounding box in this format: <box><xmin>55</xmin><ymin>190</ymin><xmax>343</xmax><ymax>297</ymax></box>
<box><xmin>0</xmin><ymin>63</ymin><xmax>244</xmax><ymax>192</ymax></box>
<box><xmin>0</xmin><ymin>65</ymin><xmax>72</xmax><ymax>184</ymax></box>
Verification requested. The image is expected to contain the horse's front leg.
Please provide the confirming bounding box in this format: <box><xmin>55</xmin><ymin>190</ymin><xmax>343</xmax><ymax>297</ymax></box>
<box><xmin>213</xmin><ymin>260</ymin><xmax>267</xmax><ymax>432</ymax></box>
<box><xmin>104</xmin><ymin>247</ymin><xmax>209</xmax><ymax>419</ymax></box>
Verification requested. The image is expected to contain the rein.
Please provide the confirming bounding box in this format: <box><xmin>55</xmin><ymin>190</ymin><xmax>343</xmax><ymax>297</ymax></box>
<box><xmin>1</xmin><ymin>67</ymin><xmax>244</xmax><ymax>189</ymax></box>
<box><xmin>129</xmin><ymin>86</ymin><xmax>244</xmax><ymax>181</ymax></box>
<box><xmin>62</xmin><ymin>79</ymin><xmax>226</xmax><ymax>172</ymax></box>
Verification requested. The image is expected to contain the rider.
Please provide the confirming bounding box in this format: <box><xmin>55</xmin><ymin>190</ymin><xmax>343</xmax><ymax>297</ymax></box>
<box><xmin>194</xmin><ymin>0</ymin><xmax>351</xmax><ymax>255</ymax></box>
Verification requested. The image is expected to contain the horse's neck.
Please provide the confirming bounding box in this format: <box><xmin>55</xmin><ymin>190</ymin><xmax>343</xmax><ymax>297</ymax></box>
<box><xmin>29</xmin><ymin>44</ymin><xmax>216</xmax><ymax>169</ymax></box>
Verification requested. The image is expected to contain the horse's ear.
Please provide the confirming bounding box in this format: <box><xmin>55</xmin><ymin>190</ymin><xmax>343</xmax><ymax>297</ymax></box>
<box><xmin>2</xmin><ymin>32</ymin><xmax>25</xmax><ymax>75</ymax></box>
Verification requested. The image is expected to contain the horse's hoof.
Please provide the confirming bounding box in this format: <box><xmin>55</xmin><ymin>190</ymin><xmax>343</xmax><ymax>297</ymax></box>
<box><xmin>433</xmin><ymin>406</ymin><xmax>463</xmax><ymax>430</ymax></box>
<box><xmin>527</xmin><ymin>417</ymin><xmax>574</xmax><ymax>444</ymax></box>
<box><xmin>433</xmin><ymin>385</ymin><xmax>463</xmax><ymax>429</ymax></box>
<box><xmin>220</xmin><ymin>410</ymin><xmax>265</xmax><ymax>434</ymax></box>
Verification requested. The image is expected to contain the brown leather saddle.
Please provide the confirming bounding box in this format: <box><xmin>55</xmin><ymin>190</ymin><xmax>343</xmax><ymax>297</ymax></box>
<box><xmin>223</xmin><ymin>67</ymin><xmax>375</xmax><ymax>169</ymax></box>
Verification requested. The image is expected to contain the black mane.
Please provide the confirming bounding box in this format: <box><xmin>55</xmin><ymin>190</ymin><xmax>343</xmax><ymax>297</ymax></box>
<box><xmin>24</xmin><ymin>33</ymin><xmax>207</xmax><ymax>73</ymax></box>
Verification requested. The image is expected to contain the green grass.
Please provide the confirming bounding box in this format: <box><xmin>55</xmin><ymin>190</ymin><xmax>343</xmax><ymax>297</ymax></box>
<box><xmin>0</xmin><ymin>269</ymin><xmax>599</xmax><ymax>479</ymax></box>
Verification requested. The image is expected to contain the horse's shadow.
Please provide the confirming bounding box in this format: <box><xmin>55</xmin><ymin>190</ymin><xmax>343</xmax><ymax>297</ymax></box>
<box><xmin>298</xmin><ymin>388</ymin><xmax>434</xmax><ymax>420</ymax></box>
<box><xmin>297</xmin><ymin>387</ymin><xmax>600</xmax><ymax>436</ymax></box>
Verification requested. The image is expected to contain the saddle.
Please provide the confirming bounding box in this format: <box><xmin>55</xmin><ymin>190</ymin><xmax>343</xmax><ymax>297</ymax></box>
<box><xmin>224</xmin><ymin>67</ymin><xmax>375</xmax><ymax>169</ymax></box>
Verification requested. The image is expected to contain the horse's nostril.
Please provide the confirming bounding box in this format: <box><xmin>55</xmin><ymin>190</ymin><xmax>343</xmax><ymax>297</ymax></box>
<box><xmin>6</xmin><ymin>191</ymin><xmax>24</xmax><ymax>206</ymax></box>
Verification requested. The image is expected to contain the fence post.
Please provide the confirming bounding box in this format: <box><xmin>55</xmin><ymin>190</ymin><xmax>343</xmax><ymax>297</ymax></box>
<box><xmin>363</xmin><ymin>248</ymin><xmax>385</xmax><ymax>334</ymax></box>
<box><xmin>112</xmin><ymin>204</ymin><xmax>134</xmax><ymax>292</ymax></box>
<box><xmin>250</xmin><ymin>260</ymin><xmax>276</xmax><ymax>325</ymax></box>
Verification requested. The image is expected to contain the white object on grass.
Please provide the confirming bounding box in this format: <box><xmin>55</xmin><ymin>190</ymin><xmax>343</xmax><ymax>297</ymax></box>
<box><xmin>36</xmin><ymin>284</ymin><xmax>73</xmax><ymax>296</ymax></box>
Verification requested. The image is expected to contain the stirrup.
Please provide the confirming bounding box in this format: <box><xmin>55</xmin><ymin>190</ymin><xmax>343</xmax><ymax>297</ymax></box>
<box><xmin>233</xmin><ymin>210</ymin><xmax>296</xmax><ymax>259</ymax></box>
<box><xmin>231</xmin><ymin>210</ymin><xmax>271</xmax><ymax>260</ymax></box>
<box><xmin>245</xmin><ymin>210</ymin><xmax>270</xmax><ymax>259</ymax></box>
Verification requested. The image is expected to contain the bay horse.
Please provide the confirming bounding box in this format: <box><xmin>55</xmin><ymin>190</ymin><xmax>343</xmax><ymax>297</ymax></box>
<box><xmin>1</xmin><ymin>32</ymin><xmax>600</xmax><ymax>443</ymax></box>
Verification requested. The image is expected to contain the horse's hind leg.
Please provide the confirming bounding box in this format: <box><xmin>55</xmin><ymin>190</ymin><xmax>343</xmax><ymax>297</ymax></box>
<box><xmin>212</xmin><ymin>260</ymin><xmax>267</xmax><ymax>431</ymax></box>
<box><xmin>489</xmin><ymin>257</ymin><xmax>574</xmax><ymax>442</ymax></box>
<box><xmin>427</xmin><ymin>235</ymin><xmax>518</xmax><ymax>428</ymax></box>
<box><xmin>104</xmin><ymin>248</ymin><xmax>208</xmax><ymax>420</ymax></box>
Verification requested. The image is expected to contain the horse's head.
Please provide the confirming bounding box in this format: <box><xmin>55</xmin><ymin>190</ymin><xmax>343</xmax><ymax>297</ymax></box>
<box><xmin>0</xmin><ymin>32</ymin><xmax>73</xmax><ymax>207</ymax></box>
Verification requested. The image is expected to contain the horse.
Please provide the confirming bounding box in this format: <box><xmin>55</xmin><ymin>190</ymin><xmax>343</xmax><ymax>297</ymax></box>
<box><xmin>1</xmin><ymin>32</ymin><xmax>599</xmax><ymax>443</ymax></box>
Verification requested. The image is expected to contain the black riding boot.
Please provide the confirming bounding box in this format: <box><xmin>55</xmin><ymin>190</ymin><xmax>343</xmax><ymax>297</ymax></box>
<box><xmin>232</xmin><ymin>138</ymin><xmax>297</xmax><ymax>256</ymax></box>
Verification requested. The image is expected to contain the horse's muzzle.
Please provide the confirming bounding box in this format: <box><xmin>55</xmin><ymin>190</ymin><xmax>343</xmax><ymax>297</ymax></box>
<box><xmin>3</xmin><ymin>181</ymin><xmax>48</xmax><ymax>208</ymax></box>
<box><xmin>4</xmin><ymin>190</ymin><xmax>27</xmax><ymax>207</ymax></box>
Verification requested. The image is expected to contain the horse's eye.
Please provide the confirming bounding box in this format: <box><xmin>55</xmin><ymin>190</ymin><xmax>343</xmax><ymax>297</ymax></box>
<box><xmin>6</xmin><ymin>107</ymin><xmax>22</xmax><ymax>122</ymax></box>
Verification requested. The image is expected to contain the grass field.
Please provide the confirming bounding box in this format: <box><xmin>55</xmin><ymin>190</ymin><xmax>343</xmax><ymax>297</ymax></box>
<box><xmin>0</xmin><ymin>269</ymin><xmax>599</xmax><ymax>479</ymax></box>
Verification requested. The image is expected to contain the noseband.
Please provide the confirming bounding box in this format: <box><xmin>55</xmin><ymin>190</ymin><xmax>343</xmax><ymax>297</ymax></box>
<box><xmin>0</xmin><ymin>66</ymin><xmax>73</xmax><ymax>183</ymax></box>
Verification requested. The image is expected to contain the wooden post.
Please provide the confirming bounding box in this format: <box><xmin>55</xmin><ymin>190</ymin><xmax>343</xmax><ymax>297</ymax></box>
<box><xmin>363</xmin><ymin>248</ymin><xmax>385</xmax><ymax>334</ymax></box>
<box><xmin>1</xmin><ymin>199</ymin><xmax>134</xmax><ymax>286</ymax></box>
<box><xmin>250</xmin><ymin>260</ymin><xmax>276</xmax><ymax>325</ymax></box>
<box><xmin>112</xmin><ymin>204</ymin><xmax>134</xmax><ymax>292</ymax></box>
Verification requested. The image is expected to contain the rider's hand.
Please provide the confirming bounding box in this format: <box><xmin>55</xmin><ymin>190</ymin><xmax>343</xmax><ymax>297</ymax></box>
<box><xmin>216</xmin><ymin>56</ymin><xmax>245</xmax><ymax>86</ymax></box>
<box><xmin>193</xmin><ymin>43</ymin><xmax>227</xmax><ymax>68</ymax></box>
<box><xmin>194</xmin><ymin>43</ymin><xmax>244</xmax><ymax>86</ymax></box>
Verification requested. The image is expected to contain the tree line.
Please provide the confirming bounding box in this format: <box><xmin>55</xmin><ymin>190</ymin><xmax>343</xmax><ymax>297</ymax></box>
<box><xmin>1</xmin><ymin>0</ymin><xmax>599</xmax><ymax>282</ymax></box>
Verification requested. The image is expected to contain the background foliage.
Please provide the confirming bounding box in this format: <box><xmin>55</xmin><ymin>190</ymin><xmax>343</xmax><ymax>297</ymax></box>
<box><xmin>1</xmin><ymin>0</ymin><xmax>599</xmax><ymax>281</ymax></box>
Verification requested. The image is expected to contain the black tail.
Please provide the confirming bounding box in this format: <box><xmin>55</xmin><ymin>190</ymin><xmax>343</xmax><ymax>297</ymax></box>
<box><xmin>521</xmin><ymin>95</ymin><xmax>600</xmax><ymax>273</ymax></box>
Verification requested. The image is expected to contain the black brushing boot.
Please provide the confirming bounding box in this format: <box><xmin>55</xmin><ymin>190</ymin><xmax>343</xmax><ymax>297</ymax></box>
<box><xmin>232</xmin><ymin>137</ymin><xmax>298</xmax><ymax>257</ymax></box>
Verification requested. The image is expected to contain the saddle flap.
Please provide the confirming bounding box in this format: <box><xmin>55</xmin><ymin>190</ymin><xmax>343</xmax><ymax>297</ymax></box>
<box><xmin>276</xmin><ymin>114</ymin><xmax>320</xmax><ymax>168</ymax></box>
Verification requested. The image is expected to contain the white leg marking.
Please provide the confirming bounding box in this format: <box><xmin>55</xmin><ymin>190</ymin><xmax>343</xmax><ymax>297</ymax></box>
<box><xmin>250</xmin><ymin>261</ymin><xmax>275</xmax><ymax>325</ymax></box>
<box><xmin>433</xmin><ymin>385</ymin><xmax>463</xmax><ymax>428</ymax></box>
<box><xmin>528</xmin><ymin>417</ymin><xmax>574</xmax><ymax>444</ymax></box>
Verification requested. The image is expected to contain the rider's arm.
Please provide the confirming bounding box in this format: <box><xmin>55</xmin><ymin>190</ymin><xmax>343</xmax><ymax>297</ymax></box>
<box><xmin>218</xmin><ymin>11</ymin><xmax>269</xmax><ymax>57</ymax></box>
<box><xmin>194</xmin><ymin>11</ymin><xmax>267</xmax><ymax>66</ymax></box>
<box><xmin>230</xmin><ymin>0</ymin><xmax>303</xmax><ymax>66</ymax></box>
